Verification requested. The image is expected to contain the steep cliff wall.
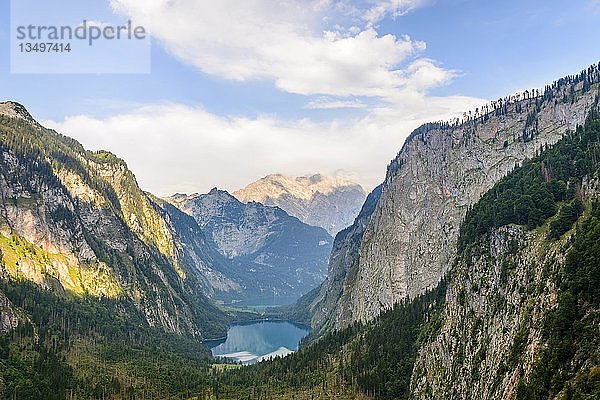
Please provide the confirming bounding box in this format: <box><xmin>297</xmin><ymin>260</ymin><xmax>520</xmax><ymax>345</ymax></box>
<box><xmin>411</xmin><ymin>175</ymin><xmax>600</xmax><ymax>399</ymax></box>
<box><xmin>316</xmin><ymin>72</ymin><xmax>600</xmax><ymax>329</ymax></box>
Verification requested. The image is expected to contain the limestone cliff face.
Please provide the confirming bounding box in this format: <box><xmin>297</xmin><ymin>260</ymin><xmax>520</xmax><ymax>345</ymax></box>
<box><xmin>316</xmin><ymin>80</ymin><xmax>600</xmax><ymax>330</ymax></box>
<box><xmin>233</xmin><ymin>173</ymin><xmax>367</xmax><ymax>236</ymax></box>
<box><xmin>412</xmin><ymin>225</ymin><xmax>549</xmax><ymax>399</ymax></box>
<box><xmin>0</xmin><ymin>291</ymin><xmax>22</xmax><ymax>333</ymax></box>
<box><xmin>150</xmin><ymin>196</ymin><xmax>241</xmax><ymax>297</ymax></box>
<box><xmin>410</xmin><ymin>176</ymin><xmax>600</xmax><ymax>399</ymax></box>
<box><xmin>0</xmin><ymin>102</ymin><xmax>228</xmax><ymax>338</ymax></box>
<box><xmin>306</xmin><ymin>185</ymin><xmax>381</xmax><ymax>334</ymax></box>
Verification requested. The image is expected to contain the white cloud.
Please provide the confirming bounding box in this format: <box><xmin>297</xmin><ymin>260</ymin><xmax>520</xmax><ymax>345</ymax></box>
<box><xmin>47</xmin><ymin>0</ymin><xmax>487</xmax><ymax>197</ymax></box>
<box><xmin>362</xmin><ymin>0</ymin><xmax>428</xmax><ymax>24</ymax></box>
<box><xmin>304</xmin><ymin>97</ymin><xmax>367</xmax><ymax>109</ymax></box>
<box><xmin>109</xmin><ymin>0</ymin><xmax>444</xmax><ymax>98</ymax></box>
<box><xmin>44</xmin><ymin>94</ymin><xmax>485</xmax><ymax>197</ymax></box>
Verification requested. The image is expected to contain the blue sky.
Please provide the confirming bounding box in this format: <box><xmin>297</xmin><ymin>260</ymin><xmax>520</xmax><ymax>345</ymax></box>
<box><xmin>1</xmin><ymin>0</ymin><xmax>599</xmax><ymax>195</ymax></box>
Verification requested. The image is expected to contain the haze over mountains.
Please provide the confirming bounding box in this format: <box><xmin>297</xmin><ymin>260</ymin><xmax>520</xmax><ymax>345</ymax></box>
<box><xmin>233</xmin><ymin>173</ymin><xmax>367</xmax><ymax>236</ymax></box>
<box><xmin>0</xmin><ymin>102</ymin><xmax>334</xmax><ymax>346</ymax></box>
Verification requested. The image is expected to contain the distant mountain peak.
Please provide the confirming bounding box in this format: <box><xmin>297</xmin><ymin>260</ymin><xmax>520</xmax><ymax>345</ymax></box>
<box><xmin>242</xmin><ymin>173</ymin><xmax>362</xmax><ymax>202</ymax></box>
<box><xmin>233</xmin><ymin>173</ymin><xmax>367</xmax><ymax>235</ymax></box>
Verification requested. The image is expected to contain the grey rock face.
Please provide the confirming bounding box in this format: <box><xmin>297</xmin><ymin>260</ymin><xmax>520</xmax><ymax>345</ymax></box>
<box><xmin>150</xmin><ymin>196</ymin><xmax>241</xmax><ymax>297</ymax></box>
<box><xmin>306</xmin><ymin>185</ymin><xmax>382</xmax><ymax>334</ymax></box>
<box><xmin>0</xmin><ymin>101</ymin><xmax>38</xmax><ymax>125</ymax></box>
<box><xmin>233</xmin><ymin>173</ymin><xmax>367</xmax><ymax>236</ymax></box>
<box><xmin>411</xmin><ymin>225</ymin><xmax>555</xmax><ymax>400</ymax></box>
<box><xmin>167</xmin><ymin>189</ymin><xmax>333</xmax><ymax>305</ymax></box>
<box><xmin>314</xmin><ymin>81</ymin><xmax>599</xmax><ymax>330</ymax></box>
<box><xmin>0</xmin><ymin>105</ymin><xmax>228</xmax><ymax>338</ymax></box>
<box><xmin>410</xmin><ymin>170</ymin><xmax>600</xmax><ymax>400</ymax></box>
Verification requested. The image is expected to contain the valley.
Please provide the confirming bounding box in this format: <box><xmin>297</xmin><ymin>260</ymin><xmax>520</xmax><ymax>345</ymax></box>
<box><xmin>1</xmin><ymin>53</ymin><xmax>599</xmax><ymax>400</ymax></box>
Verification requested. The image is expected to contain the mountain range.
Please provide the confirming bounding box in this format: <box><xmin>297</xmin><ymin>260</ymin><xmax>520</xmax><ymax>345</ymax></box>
<box><xmin>305</xmin><ymin>67</ymin><xmax>600</xmax><ymax>333</ymax></box>
<box><xmin>1</xmin><ymin>62</ymin><xmax>600</xmax><ymax>399</ymax></box>
<box><xmin>166</xmin><ymin>189</ymin><xmax>332</xmax><ymax>305</ymax></box>
<box><xmin>211</xmin><ymin>62</ymin><xmax>600</xmax><ymax>400</ymax></box>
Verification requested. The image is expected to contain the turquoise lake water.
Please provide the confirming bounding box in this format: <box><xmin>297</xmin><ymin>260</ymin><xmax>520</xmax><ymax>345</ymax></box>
<box><xmin>210</xmin><ymin>321</ymin><xmax>309</xmax><ymax>364</ymax></box>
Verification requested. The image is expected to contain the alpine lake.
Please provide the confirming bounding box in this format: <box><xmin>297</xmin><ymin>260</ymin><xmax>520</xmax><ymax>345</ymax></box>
<box><xmin>207</xmin><ymin>320</ymin><xmax>309</xmax><ymax>364</ymax></box>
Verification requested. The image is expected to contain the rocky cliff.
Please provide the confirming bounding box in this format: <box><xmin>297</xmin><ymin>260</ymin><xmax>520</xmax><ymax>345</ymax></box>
<box><xmin>0</xmin><ymin>291</ymin><xmax>22</xmax><ymax>333</ymax></box>
<box><xmin>306</xmin><ymin>184</ymin><xmax>382</xmax><ymax>336</ymax></box>
<box><xmin>0</xmin><ymin>102</ymin><xmax>228</xmax><ymax>339</ymax></box>
<box><xmin>167</xmin><ymin>189</ymin><xmax>333</xmax><ymax>305</ymax></box>
<box><xmin>312</xmin><ymin>66</ymin><xmax>600</xmax><ymax>330</ymax></box>
<box><xmin>233</xmin><ymin>173</ymin><xmax>366</xmax><ymax>236</ymax></box>
<box><xmin>149</xmin><ymin>194</ymin><xmax>242</xmax><ymax>297</ymax></box>
<box><xmin>410</xmin><ymin>110</ymin><xmax>600</xmax><ymax>398</ymax></box>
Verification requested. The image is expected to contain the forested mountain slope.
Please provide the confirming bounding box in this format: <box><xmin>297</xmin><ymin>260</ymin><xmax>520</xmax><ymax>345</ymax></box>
<box><xmin>0</xmin><ymin>102</ymin><xmax>227</xmax><ymax>338</ymax></box>
<box><xmin>0</xmin><ymin>103</ymin><xmax>232</xmax><ymax>398</ymax></box>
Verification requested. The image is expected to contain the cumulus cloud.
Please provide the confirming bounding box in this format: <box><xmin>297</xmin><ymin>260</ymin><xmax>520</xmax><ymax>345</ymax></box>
<box><xmin>44</xmin><ymin>94</ymin><xmax>485</xmax><ymax>197</ymax></box>
<box><xmin>45</xmin><ymin>0</ymin><xmax>486</xmax><ymax>196</ymax></box>
<box><xmin>109</xmin><ymin>0</ymin><xmax>443</xmax><ymax>98</ymax></box>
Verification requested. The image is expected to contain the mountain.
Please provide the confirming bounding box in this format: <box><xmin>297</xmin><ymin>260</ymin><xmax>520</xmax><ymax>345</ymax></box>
<box><xmin>212</xmin><ymin>64</ymin><xmax>600</xmax><ymax>400</ymax></box>
<box><xmin>411</xmin><ymin>108</ymin><xmax>600</xmax><ymax>399</ymax></box>
<box><xmin>0</xmin><ymin>101</ymin><xmax>228</xmax><ymax>339</ymax></box>
<box><xmin>233</xmin><ymin>173</ymin><xmax>367</xmax><ymax>236</ymax></box>
<box><xmin>307</xmin><ymin>64</ymin><xmax>600</xmax><ymax>332</ymax></box>
<box><xmin>2</xmin><ymin>62</ymin><xmax>599</xmax><ymax>400</ymax></box>
<box><xmin>304</xmin><ymin>184</ymin><xmax>382</xmax><ymax>335</ymax></box>
<box><xmin>166</xmin><ymin>189</ymin><xmax>333</xmax><ymax>305</ymax></box>
<box><xmin>148</xmin><ymin>194</ymin><xmax>242</xmax><ymax>297</ymax></box>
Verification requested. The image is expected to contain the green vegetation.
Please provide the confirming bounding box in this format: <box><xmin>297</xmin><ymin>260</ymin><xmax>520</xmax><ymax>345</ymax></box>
<box><xmin>548</xmin><ymin>198</ymin><xmax>583</xmax><ymax>240</ymax></box>
<box><xmin>0</xmin><ymin>233</ymin><xmax>123</xmax><ymax>297</ymax></box>
<box><xmin>454</xmin><ymin>108</ymin><xmax>600</xmax><ymax>399</ymax></box>
<box><xmin>459</xmin><ymin>104</ymin><xmax>600</xmax><ymax>251</ymax></box>
<box><xmin>515</xmin><ymin>200</ymin><xmax>600</xmax><ymax>399</ymax></box>
<box><xmin>0</xmin><ymin>112</ymin><xmax>229</xmax><ymax>338</ymax></box>
<box><xmin>2</xmin><ymin>67</ymin><xmax>600</xmax><ymax>399</ymax></box>
<box><xmin>212</xmin><ymin>281</ymin><xmax>446</xmax><ymax>399</ymax></box>
<box><xmin>262</xmin><ymin>286</ymin><xmax>320</xmax><ymax>326</ymax></box>
<box><xmin>0</xmin><ymin>278</ymin><xmax>217</xmax><ymax>399</ymax></box>
<box><xmin>0</xmin><ymin>332</ymin><xmax>73</xmax><ymax>400</ymax></box>
<box><xmin>0</xmin><ymin>113</ymin><xmax>176</xmax><ymax>276</ymax></box>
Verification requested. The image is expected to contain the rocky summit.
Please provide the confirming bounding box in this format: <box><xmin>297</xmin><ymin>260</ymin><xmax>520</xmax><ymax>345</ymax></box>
<box><xmin>233</xmin><ymin>173</ymin><xmax>366</xmax><ymax>236</ymax></box>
